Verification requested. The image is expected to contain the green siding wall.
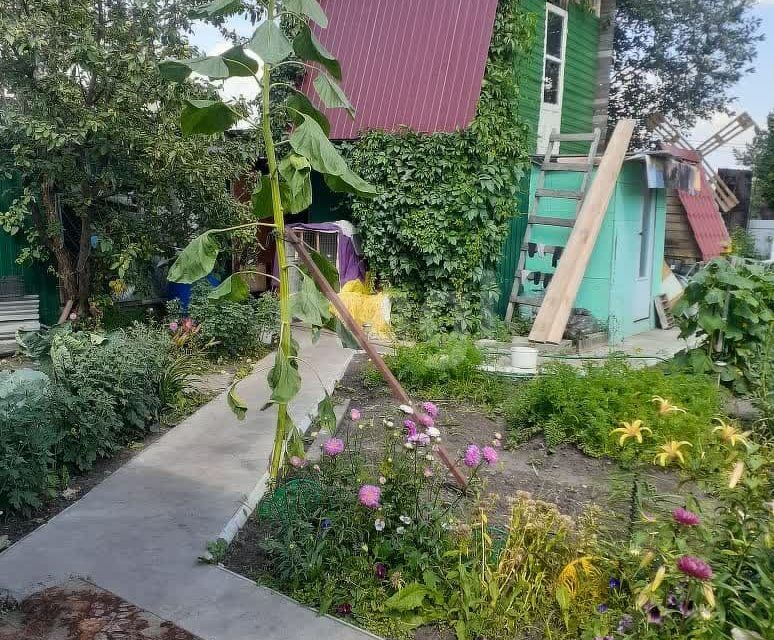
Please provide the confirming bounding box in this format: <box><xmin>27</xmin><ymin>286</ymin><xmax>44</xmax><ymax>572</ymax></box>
<box><xmin>0</xmin><ymin>177</ymin><xmax>61</xmax><ymax>325</ymax></box>
<box><xmin>559</xmin><ymin>3</ymin><xmax>599</xmax><ymax>155</ymax></box>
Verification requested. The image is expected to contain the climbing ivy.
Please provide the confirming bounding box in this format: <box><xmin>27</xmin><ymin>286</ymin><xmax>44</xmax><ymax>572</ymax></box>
<box><xmin>343</xmin><ymin>1</ymin><xmax>535</xmax><ymax>336</ymax></box>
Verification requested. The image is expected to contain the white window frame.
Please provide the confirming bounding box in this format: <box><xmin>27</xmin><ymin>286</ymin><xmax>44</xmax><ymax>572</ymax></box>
<box><xmin>542</xmin><ymin>3</ymin><xmax>568</xmax><ymax>109</ymax></box>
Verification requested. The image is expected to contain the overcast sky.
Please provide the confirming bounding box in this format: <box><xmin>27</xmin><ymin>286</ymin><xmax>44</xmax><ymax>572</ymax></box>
<box><xmin>191</xmin><ymin>2</ymin><xmax>774</xmax><ymax>170</ymax></box>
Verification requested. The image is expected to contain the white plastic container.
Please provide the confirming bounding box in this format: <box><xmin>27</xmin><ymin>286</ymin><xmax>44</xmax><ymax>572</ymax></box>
<box><xmin>511</xmin><ymin>346</ymin><xmax>538</xmax><ymax>371</ymax></box>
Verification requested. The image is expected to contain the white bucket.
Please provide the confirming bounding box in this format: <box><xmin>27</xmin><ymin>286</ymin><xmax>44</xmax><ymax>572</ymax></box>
<box><xmin>511</xmin><ymin>346</ymin><xmax>538</xmax><ymax>371</ymax></box>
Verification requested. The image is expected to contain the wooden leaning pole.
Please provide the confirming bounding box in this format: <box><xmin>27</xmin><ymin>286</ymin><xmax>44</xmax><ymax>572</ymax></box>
<box><xmin>285</xmin><ymin>228</ymin><xmax>468</xmax><ymax>488</ymax></box>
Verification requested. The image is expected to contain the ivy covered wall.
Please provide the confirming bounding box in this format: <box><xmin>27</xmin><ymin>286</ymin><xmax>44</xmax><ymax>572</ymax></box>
<box><xmin>342</xmin><ymin>1</ymin><xmax>536</xmax><ymax>336</ymax></box>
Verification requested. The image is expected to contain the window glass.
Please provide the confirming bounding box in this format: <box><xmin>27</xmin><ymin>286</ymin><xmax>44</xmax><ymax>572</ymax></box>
<box><xmin>546</xmin><ymin>11</ymin><xmax>564</xmax><ymax>59</ymax></box>
<box><xmin>543</xmin><ymin>59</ymin><xmax>561</xmax><ymax>104</ymax></box>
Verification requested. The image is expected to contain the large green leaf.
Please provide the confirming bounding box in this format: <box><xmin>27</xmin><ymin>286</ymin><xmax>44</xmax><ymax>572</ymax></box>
<box><xmin>191</xmin><ymin>0</ymin><xmax>242</xmax><ymax>18</ymax></box>
<box><xmin>307</xmin><ymin>247</ymin><xmax>339</xmax><ymax>290</ymax></box>
<box><xmin>317</xmin><ymin>393</ymin><xmax>337</xmax><ymax>432</ymax></box>
<box><xmin>227</xmin><ymin>383</ymin><xmax>248</xmax><ymax>421</ymax></box>
<box><xmin>284</xmin><ymin>0</ymin><xmax>328</xmax><ymax>27</ymax></box>
<box><xmin>180</xmin><ymin>99</ymin><xmax>242</xmax><ymax>136</ymax></box>
<box><xmin>279</xmin><ymin>154</ymin><xmax>312</xmax><ymax>214</ymax></box>
<box><xmin>251</xmin><ymin>175</ymin><xmax>275</xmax><ymax>218</ymax></box>
<box><xmin>286</xmin><ymin>93</ymin><xmax>330</xmax><ymax>136</ymax></box>
<box><xmin>268</xmin><ymin>350</ymin><xmax>301</xmax><ymax>404</ymax></box>
<box><xmin>208</xmin><ymin>273</ymin><xmax>249</xmax><ymax>302</ymax></box>
<box><xmin>289</xmin><ymin>114</ymin><xmax>378</xmax><ymax>198</ymax></box>
<box><xmin>188</xmin><ymin>56</ymin><xmax>231</xmax><ymax>79</ymax></box>
<box><xmin>247</xmin><ymin>20</ymin><xmax>292</xmax><ymax>65</ymax></box>
<box><xmin>158</xmin><ymin>59</ymin><xmax>194</xmax><ymax>82</ymax></box>
<box><xmin>168</xmin><ymin>231</ymin><xmax>220</xmax><ymax>283</ymax></box>
<box><xmin>290</xmin><ymin>272</ymin><xmax>332</xmax><ymax>326</ymax></box>
<box><xmin>293</xmin><ymin>25</ymin><xmax>341</xmax><ymax>80</ymax></box>
<box><xmin>221</xmin><ymin>46</ymin><xmax>260</xmax><ymax>76</ymax></box>
<box><xmin>385</xmin><ymin>583</ymin><xmax>432</xmax><ymax>612</ymax></box>
<box><xmin>313</xmin><ymin>73</ymin><xmax>354</xmax><ymax>117</ymax></box>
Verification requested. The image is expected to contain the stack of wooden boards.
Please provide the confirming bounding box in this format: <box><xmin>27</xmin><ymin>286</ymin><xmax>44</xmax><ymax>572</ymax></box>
<box><xmin>0</xmin><ymin>295</ymin><xmax>40</xmax><ymax>355</ymax></box>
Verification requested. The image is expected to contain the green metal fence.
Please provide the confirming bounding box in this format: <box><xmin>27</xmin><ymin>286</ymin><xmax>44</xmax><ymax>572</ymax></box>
<box><xmin>0</xmin><ymin>177</ymin><xmax>61</xmax><ymax>325</ymax></box>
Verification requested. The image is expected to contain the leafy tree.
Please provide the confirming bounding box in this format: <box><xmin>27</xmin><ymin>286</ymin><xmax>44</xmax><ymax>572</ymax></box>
<box><xmin>738</xmin><ymin>111</ymin><xmax>774</xmax><ymax>214</ymax></box>
<box><xmin>161</xmin><ymin>0</ymin><xmax>377</xmax><ymax>480</ymax></box>
<box><xmin>0</xmin><ymin>0</ymin><xmax>254</xmax><ymax>312</ymax></box>
<box><xmin>611</xmin><ymin>0</ymin><xmax>762</xmax><ymax>146</ymax></box>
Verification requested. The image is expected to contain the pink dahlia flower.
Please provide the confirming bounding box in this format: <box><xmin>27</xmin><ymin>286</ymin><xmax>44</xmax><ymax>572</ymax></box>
<box><xmin>323</xmin><ymin>438</ymin><xmax>345</xmax><ymax>457</ymax></box>
<box><xmin>482</xmin><ymin>446</ymin><xmax>498</xmax><ymax>465</ymax></box>
<box><xmin>464</xmin><ymin>445</ymin><xmax>482</xmax><ymax>468</ymax></box>
<box><xmin>676</xmin><ymin>555</ymin><xmax>713</xmax><ymax>581</ymax></box>
<box><xmin>350</xmin><ymin>408</ymin><xmax>361</xmax><ymax>421</ymax></box>
<box><xmin>422</xmin><ymin>401</ymin><xmax>439</xmax><ymax>418</ymax></box>
<box><xmin>358</xmin><ymin>484</ymin><xmax>381</xmax><ymax>509</ymax></box>
<box><xmin>418</xmin><ymin>413</ymin><xmax>434</xmax><ymax>428</ymax></box>
<box><xmin>672</xmin><ymin>507</ymin><xmax>701</xmax><ymax>526</ymax></box>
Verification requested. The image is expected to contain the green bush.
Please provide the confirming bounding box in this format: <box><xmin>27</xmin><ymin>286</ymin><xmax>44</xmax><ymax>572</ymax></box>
<box><xmin>47</xmin><ymin>325</ymin><xmax>173</xmax><ymax>470</ymax></box>
<box><xmin>382</xmin><ymin>335</ymin><xmax>484</xmax><ymax>388</ymax></box>
<box><xmin>0</xmin><ymin>370</ymin><xmax>57</xmax><ymax>513</ymax></box>
<box><xmin>505</xmin><ymin>358</ymin><xmax>726</xmax><ymax>462</ymax></box>
<box><xmin>169</xmin><ymin>283</ymin><xmax>279</xmax><ymax>358</ymax></box>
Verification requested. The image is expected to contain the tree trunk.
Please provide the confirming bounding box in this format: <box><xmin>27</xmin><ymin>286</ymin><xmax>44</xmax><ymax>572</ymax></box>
<box><xmin>41</xmin><ymin>179</ymin><xmax>78</xmax><ymax>310</ymax></box>
<box><xmin>75</xmin><ymin>210</ymin><xmax>91</xmax><ymax>315</ymax></box>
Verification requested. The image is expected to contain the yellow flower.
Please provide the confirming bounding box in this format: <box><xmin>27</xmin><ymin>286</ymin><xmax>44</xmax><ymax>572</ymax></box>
<box><xmin>702</xmin><ymin>583</ymin><xmax>716</xmax><ymax>608</ymax></box>
<box><xmin>651</xmin><ymin>396</ymin><xmax>687</xmax><ymax>415</ymax></box>
<box><xmin>650</xmin><ymin>565</ymin><xmax>666</xmax><ymax>591</ymax></box>
<box><xmin>611</xmin><ymin>420</ymin><xmax>652</xmax><ymax>446</ymax></box>
<box><xmin>728</xmin><ymin>461</ymin><xmax>745</xmax><ymax>489</ymax></box>
<box><xmin>712</xmin><ymin>418</ymin><xmax>751</xmax><ymax>448</ymax></box>
<box><xmin>654</xmin><ymin>441</ymin><xmax>692</xmax><ymax>466</ymax></box>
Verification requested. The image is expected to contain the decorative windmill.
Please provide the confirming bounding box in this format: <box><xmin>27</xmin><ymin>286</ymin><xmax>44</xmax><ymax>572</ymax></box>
<box><xmin>649</xmin><ymin>112</ymin><xmax>756</xmax><ymax>213</ymax></box>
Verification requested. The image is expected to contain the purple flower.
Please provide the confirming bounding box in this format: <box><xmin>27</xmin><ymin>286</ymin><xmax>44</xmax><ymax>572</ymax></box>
<box><xmin>422</xmin><ymin>401</ymin><xmax>439</xmax><ymax>418</ymax></box>
<box><xmin>358</xmin><ymin>484</ymin><xmax>381</xmax><ymax>509</ymax></box>
<box><xmin>416</xmin><ymin>433</ymin><xmax>431</xmax><ymax>446</ymax></box>
<box><xmin>666</xmin><ymin>593</ymin><xmax>679</xmax><ymax>608</ymax></box>
<box><xmin>463</xmin><ymin>445</ymin><xmax>481</xmax><ymax>468</ymax></box>
<box><xmin>482</xmin><ymin>446</ymin><xmax>498</xmax><ymax>464</ymax></box>
<box><xmin>679</xmin><ymin>600</ymin><xmax>695</xmax><ymax>618</ymax></box>
<box><xmin>350</xmin><ymin>408</ymin><xmax>361</xmax><ymax>421</ymax></box>
<box><xmin>646</xmin><ymin>605</ymin><xmax>664</xmax><ymax>626</ymax></box>
<box><xmin>403</xmin><ymin>420</ymin><xmax>417</xmax><ymax>437</ymax></box>
<box><xmin>374</xmin><ymin>562</ymin><xmax>388</xmax><ymax>580</ymax></box>
<box><xmin>335</xmin><ymin>603</ymin><xmax>352</xmax><ymax>617</ymax></box>
<box><xmin>596</xmin><ymin>603</ymin><xmax>608</xmax><ymax>613</ymax></box>
<box><xmin>608</xmin><ymin>577</ymin><xmax>621</xmax><ymax>590</ymax></box>
<box><xmin>594</xmin><ymin>637</ymin><xmax>614</xmax><ymax>640</ymax></box>
<box><xmin>672</xmin><ymin>507</ymin><xmax>701</xmax><ymax>526</ymax></box>
<box><xmin>320</xmin><ymin>518</ymin><xmax>332</xmax><ymax>530</ymax></box>
<box><xmin>323</xmin><ymin>438</ymin><xmax>345</xmax><ymax>457</ymax></box>
<box><xmin>616</xmin><ymin>615</ymin><xmax>634</xmax><ymax>633</ymax></box>
<box><xmin>168</xmin><ymin>321</ymin><xmax>179</xmax><ymax>332</ymax></box>
<box><xmin>676</xmin><ymin>555</ymin><xmax>713</xmax><ymax>581</ymax></box>
<box><xmin>418</xmin><ymin>413</ymin><xmax>434</xmax><ymax>428</ymax></box>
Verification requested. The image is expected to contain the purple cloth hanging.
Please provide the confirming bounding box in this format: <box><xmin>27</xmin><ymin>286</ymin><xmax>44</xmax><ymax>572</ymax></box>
<box><xmin>273</xmin><ymin>222</ymin><xmax>366</xmax><ymax>286</ymax></box>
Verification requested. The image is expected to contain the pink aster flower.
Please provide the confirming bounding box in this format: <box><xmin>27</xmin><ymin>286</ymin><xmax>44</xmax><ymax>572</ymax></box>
<box><xmin>422</xmin><ymin>401</ymin><xmax>439</xmax><ymax>418</ymax></box>
<box><xmin>418</xmin><ymin>413</ymin><xmax>434</xmax><ymax>428</ymax></box>
<box><xmin>672</xmin><ymin>507</ymin><xmax>701</xmax><ymax>526</ymax></box>
<box><xmin>168</xmin><ymin>321</ymin><xmax>179</xmax><ymax>332</ymax></box>
<box><xmin>676</xmin><ymin>555</ymin><xmax>713</xmax><ymax>581</ymax></box>
<box><xmin>423</xmin><ymin>466</ymin><xmax>434</xmax><ymax>478</ymax></box>
<box><xmin>464</xmin><ymin>444</ymin><xmax>481</xmax><ymax>468</ymax></box>
<box><xmin>323</xmin><ymin>438</ymin><xmax>345</xmax><ymax>457</ymax></box>
<box><xmin>482</xmin><ymin>446</ymin><xmax>498</xmax><ymax>465</ymax></box>
<box><xmin>358</xmin><ymin>484</ymin><xmax>381</xmax><ymax>509</ymax></box>
<box><xmin>289</xmin><ymin>455</ymin><xmax>306</xmax><ymax>468</ymax></box>
<box><xmin>417</xmin><ymin>433</ymin><xmax>431</xmax><ymax>446</ymax></box>
<box><xmin>350</xmin><ymin>408</ymin><xmax>361</xmax><ymax>421</ymax></box>
<box><xmin>403</xmin><ymin>420</ymin><xmax>417</xmax><ymax>437</ymax></box>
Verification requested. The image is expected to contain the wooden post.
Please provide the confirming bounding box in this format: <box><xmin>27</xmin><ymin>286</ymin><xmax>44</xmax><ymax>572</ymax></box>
<box><xmin>529</xmin><ymin>119</ymin><xmax>636</xmax><ymax>344</ymax></box>
<box><xmin>285</xmin><ymin>229</ymin><xmax>467</xmax><ymax>488</ymax></box>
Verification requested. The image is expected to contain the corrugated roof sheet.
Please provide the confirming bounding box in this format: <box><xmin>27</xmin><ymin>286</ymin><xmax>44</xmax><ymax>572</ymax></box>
<box><xmin>299</xmin><ymin>0</ymin><xmax>499</xmax><ymax>140</ymax></box>
<box><xmin>661</xmin><ymin>145</ymin><xmax>730</xmax><ymax>260</ymax></box>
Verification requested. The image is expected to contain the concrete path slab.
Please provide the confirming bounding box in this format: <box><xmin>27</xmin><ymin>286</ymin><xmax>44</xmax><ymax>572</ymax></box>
<box><xmin>0</xmin><ymin>331</ymin><xmax>374</xmax><ymax>640</ymax></box>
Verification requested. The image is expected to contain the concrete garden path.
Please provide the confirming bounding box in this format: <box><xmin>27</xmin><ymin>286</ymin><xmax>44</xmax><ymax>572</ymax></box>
<box><xmin>0</xmin><ymin>330</ymin><xmax>375</xmax><ymax>640</ymax></box>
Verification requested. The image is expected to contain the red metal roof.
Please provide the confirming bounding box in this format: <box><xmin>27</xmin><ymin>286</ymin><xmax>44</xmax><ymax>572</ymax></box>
<box><xmin>299</xmin><ymin>0</ymin><xmax>499</xmax><ymax>139</ymax></box>
<box><xmin>660</xmin><ymin>144</ymin><xmax>730</xmax><ymax>260</ymax></box>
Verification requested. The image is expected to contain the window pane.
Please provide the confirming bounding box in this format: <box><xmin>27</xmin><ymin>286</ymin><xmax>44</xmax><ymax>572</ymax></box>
<box><xmin>543</xmin><ymin>59</ymin><xmax>561</xmax><ymax>104</ymax></box>
<box><xmin>546</xmin><ymin>12</ymin><xmax>564</xmax><ymax>58</ymax></box>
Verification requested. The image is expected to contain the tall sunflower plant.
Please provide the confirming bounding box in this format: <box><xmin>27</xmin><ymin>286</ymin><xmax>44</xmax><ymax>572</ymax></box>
<box><xmin>158</xmin><ymin>0</ymin><xmax>378</xmax><ymax>481</ymax></box>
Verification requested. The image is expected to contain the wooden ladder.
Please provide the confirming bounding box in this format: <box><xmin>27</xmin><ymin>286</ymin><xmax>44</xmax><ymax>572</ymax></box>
<box><xmin>505</xmin><ymin>129</ymin><xmax>601</xmax><ymax>324</ymax></box>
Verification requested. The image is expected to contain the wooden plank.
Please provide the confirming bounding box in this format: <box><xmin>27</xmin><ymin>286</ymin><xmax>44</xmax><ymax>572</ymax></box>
<box><xmin>542</xmin><ymin>162</ymin><xmax>590</xmax><ymax>172</ymax></box>
<box><xmin>528</xmin><ymin>119</ymin><xmax>636</xmax><ymax>344</ymax></box>
<box><xmin>512</xmin><ymin>296</ymin><xmax>543</xmax><ymax>306</ymax></box>
<box><xmin>531</xmin><ymin>216</ymin><xmax>575</xmax><ymax>228</ymax></box>
<box><xmin>549</xmin><ymin>132</ymin><xmax>599</xmax><ymax>142</ymax></box>
<box><xmin>520</xmin><ymin>243</ymin><xmax>560</xmax><ymax>254</ymax></box>
<box><xmin>534</xmin><ymin>189</ymin><xmax>583</xmax><ymax>200</ymax></box>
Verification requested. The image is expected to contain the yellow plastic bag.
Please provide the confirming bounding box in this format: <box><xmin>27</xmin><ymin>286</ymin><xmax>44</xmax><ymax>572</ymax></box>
<box><xmin>335</xmin><ymin>280</ymin><xmax>392</xmax><ymax>339</ymax></box>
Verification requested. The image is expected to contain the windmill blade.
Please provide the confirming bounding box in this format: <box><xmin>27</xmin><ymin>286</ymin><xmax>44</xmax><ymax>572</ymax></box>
<box><xmin>697</xmin><ymin>112</ymin><xmax>755</xmax><ymax>156</ymax></box>
<box><xmin>648</xmin><ymin>114</ymin><xmax>739</xmax><ymax>212</ymax></box>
